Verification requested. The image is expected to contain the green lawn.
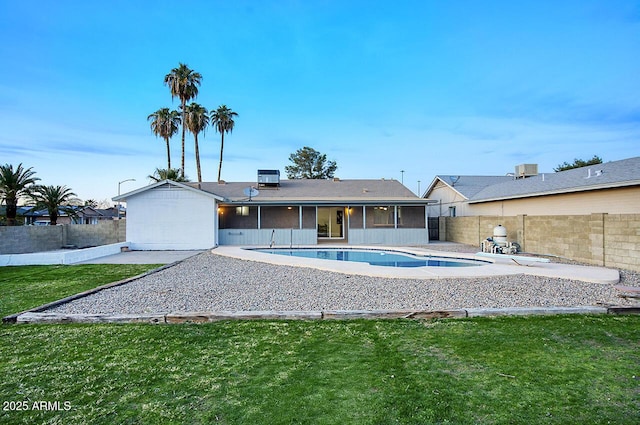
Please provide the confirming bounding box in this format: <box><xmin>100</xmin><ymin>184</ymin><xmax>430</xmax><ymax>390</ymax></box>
<box><xmin>1</xmin><ymin>265</ymin><xmax>639</xmax><ymax>424</ymax></box>
<box><xmin>0</xmin><ymin>264</ymin><xmax>160</xmax><ymax>318</ymax></box>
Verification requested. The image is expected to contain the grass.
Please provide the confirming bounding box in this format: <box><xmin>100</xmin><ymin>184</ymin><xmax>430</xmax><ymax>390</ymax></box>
<box><xmin>0</xmin><ymin>264</ymin><xmax>161</xmax><ymax>318</ymax></box>
<box><xmin>1</xmin><ymin>265</ymin><xmax>639</xmax><ymax>424</ymax></box>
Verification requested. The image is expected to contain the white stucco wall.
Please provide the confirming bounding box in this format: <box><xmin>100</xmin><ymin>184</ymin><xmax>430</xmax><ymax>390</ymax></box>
<box><xmin>126</xmin><ymin>185</ymin><xmax>217</xmax><ymax>250</ymax></box>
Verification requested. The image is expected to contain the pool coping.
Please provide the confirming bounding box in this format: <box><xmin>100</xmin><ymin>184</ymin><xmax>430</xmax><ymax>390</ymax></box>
<box><xmin>213</xmin><ymin>245</ymin><xmax>620</xmax><ymax>284</ymax></box>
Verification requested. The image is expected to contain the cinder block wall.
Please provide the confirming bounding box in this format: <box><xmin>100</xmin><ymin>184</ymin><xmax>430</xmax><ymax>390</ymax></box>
<box><xmin>0</xmin><ymin>220</ymin><xmax>125</xmax><ymax>254</ymax></box>
<box><xmin>67</xmin><ymin>220</ymin><xmax>126</xmax><ymax>248</ymax></box>
<box><xmin>0</xmin><ymin>226</ymin><xmax>63</xmax><ymax>254</ymax></box>
<box><xmin>445</xmin><ymin>217</ymin><xmax>479</xmax><ymax>246</ymax></box>
<box><xmin>524</xmin><ymin>215</ymin><xmax>596</xmax><ymax>262</ymax></box>
<box><xmin>605</xmin><ymin>214</ymin><xmax>640</xmax><ymax>271</ymax></box>
<box><xmin>444</xmin><ymin>214</ymin><xmax>640</xmax><ymax>271</ymax></box>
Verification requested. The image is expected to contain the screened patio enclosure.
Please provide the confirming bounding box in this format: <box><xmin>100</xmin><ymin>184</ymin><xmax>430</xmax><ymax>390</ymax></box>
<box><xmin>217</xmin><ymin>203</ymin><xmax>430</xmax><ymax>246</ymax></box>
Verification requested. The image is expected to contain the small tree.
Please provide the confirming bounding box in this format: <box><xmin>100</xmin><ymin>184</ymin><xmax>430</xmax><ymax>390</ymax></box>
<box><xmin>29</xmin><ymin>185</ymin><xmax>80</xmax><ymax>225</ymax></box>
<box><xmin>148</xmin><ymin>168</ymin><xmax>190</xmax><ymax>183</ymax></box>
<box><xmin>554</xmin><ymin>155</ymin><xmax>603</xmax><ymax>172</ymax></box>
<box><xmin>285</xmin><ymin>146</ymin><xmax>337</xmax><ymax>179</ymax></box>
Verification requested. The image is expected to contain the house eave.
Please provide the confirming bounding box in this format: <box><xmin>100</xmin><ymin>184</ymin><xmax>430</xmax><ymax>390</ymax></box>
<box><xmin>220</xmin><ymin>199</ymin><xmax>437</xmax><ymax>206</ymax></box>
<box><xmin>468</xmin><ymin>180</ymin><xmax>640</xmax><ymax>204</ymax></box>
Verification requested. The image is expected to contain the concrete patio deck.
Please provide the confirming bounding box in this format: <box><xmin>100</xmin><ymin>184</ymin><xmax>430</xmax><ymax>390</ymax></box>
<box><xmin>212</xmin><ymin>245</ymin><xmax>620</xmax><ymax>284</ymax></box>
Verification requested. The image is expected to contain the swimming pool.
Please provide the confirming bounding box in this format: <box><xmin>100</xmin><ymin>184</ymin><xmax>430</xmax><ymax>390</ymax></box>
<box><xmin>251</xmin><ymin>248</ymin><xmax>488</xmax><ymax>268</ymax></box>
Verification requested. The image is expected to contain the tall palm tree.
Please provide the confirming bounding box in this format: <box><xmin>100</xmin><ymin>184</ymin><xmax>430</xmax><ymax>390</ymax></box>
<box><xmin>147</xmin><ymin>108</ymin><xmax>181</xmax><ymax>170</ymax></box>
<box><xmin>164</xmin><ymin>63</ymin><xmax>202</xmax><ymax>178</ymax></box>
<box><xmin>0</xmin><ymin>163</ymin><xmax>40</xmax><ymax>226</ymax></box>
<box><xmin>184</xmin><ymin>103</ymin><xmax>209</xmax><ymax>183</ymax></box>
<box><xmin>148</xmin><ymin>168</ymin><xmax>190</xmax><ymax>183</ymax></box>
<box><xmin>211</xmin><ymin>105</ymin><xmax>238</xmax><ymax>182</ymax></box>
<box><xmin>29</xmin><ymin>185</ymin><xmax>79</xmax><ymax>226</ymax></box>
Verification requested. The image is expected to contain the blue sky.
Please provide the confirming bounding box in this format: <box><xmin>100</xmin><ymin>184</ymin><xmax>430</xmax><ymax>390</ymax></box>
<box><xmin>1</xmin><ymin>0</ymin><xmax>639</xmax><ymax>202</ymax></box>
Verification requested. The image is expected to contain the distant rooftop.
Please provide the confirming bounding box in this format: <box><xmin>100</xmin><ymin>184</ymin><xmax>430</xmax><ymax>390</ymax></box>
<box><xmin>426</xmin><ymin>157</ymin><xmax>640</xmax><ymax>203</ymax></box>
<box><xmin>469</xmin><ymin>156</ymin><xmax>640</xmax><ymax>202</ymax></box>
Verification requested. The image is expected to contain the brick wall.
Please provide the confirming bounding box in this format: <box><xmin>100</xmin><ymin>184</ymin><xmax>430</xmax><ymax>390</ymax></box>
<box><xmin>443</xmin><ymin>214</ymin><xmax>640</xmax><ymax>272</ymax></box>
<box><xmin>0</xmin><ymin>220</ymin><xmax>125</xmax><ymax>254</ymax></box>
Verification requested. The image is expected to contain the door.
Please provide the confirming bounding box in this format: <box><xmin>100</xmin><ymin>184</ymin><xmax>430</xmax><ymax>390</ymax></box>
<box><xmin>317</xmin><ymin>207</ymin><xmax>344</xmax><ymax>239</ymax></box>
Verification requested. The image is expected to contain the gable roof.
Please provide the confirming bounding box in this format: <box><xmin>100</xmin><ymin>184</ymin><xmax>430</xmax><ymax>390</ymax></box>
<box><xmin>112</xmin><ymin>180</ymin><xmax>225</xmax><ymax>202</ymax></box>
<box><xmin>195</xmin><ymin>179</ymin><xmax>432</xmax><ymax>205</ymax></box>
<box><xmin>424</xmin><ymin>175</ymin><xmax>513</xmax><ymax>200</ymax></box>
<box><xmin>469</xmin><ymin>156</ymin><xmax>640</xmax><ymax>203</ymax></box>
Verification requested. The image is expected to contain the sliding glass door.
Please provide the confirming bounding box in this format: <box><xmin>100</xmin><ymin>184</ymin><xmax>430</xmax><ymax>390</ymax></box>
<box><xmin>317</xmin><ymin>207</ymin><xmax>344</xmax><ymax>239</ymax></box>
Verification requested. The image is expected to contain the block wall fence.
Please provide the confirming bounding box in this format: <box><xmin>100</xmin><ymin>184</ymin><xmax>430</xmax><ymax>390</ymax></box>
<box><xmin>441</xmin><ymin>214</ymin><xmax>640</xmax><ymax>272</ymax></box>
<box><xmin>0</xmin><ymin>220</ymin><xmax>126</xmax><ymax>255</ymax></box>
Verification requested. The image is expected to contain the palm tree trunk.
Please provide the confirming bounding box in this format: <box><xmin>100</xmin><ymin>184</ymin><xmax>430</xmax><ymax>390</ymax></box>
<box><xmin>217</xmin><ymin>132</ymin><xmax>225</xmax><ymax>182</ymax></box>
<box><xmin>195</xmin><ymin>134</ymin><xmax>202</xmax><ymax>183</ymax></box>
<box><xmin>180</xmin><ymin>100</ymin><xmax>186</xmax><ymax>177</ymax></box>
<box><xmin>165</xmin><ymin>137</ymin><xmax>171</xmax><ymax>170</ymax></box>
<box><xmin>6</xmin><ymin>197</ymin><xmax>17</xmax><ymax>226</ymax></box>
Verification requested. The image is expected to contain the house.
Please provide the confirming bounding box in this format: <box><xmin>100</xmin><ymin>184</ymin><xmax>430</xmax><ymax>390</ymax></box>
<box><xmin>23</xmin><ymin>206</ymin><xmax>119</xmax><ymax>225</ymax></box>
<box><xmin>424</xmin><ymin>157</ymin><xmax>640</xmax><ymax>217</ymax></box>
<box><xmin>113</xmin><ymin>171</ymin><xmax>434</xmax><ymax>250</ymax></box>
<box><xmin>0</xmin><ymin>206</ymin><xmax>33</xmax><ymax>225</ymax></box>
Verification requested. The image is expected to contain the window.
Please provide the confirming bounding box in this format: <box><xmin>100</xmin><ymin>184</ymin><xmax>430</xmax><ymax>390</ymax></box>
<box><xmin>449</xmin><ymin>206</ymin><xmax>456</xmax><ymax>217</ymax></box>
<box><xmin>236</xmin><ymin>206</ymin><xmax>249</xmax><ymax>216</ymax></box>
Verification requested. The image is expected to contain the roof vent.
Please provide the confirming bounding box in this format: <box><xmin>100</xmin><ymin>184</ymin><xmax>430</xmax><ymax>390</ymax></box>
<box><xmin>257</xmin><ymin>170</ymin><xmax>280</xmax><ymax>187</ymax></box>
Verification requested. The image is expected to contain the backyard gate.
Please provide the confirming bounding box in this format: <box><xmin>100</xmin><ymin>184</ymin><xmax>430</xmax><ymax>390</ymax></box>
<box><xmin>428</xmin><ymin>217</ymin><xmax>439</xmax><ymax>241</ymax></box>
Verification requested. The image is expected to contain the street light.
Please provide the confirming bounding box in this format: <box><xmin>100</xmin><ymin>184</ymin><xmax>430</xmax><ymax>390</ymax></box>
<box><xmin>117</xmin><ymin>179</ymin><xmax>136</xmax><ymax>219</ymax></box>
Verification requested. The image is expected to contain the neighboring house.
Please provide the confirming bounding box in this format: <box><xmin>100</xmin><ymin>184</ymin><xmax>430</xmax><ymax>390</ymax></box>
<box><xmin>23</xmin><ymin>206</ymin><xmax>119</xmax><ymax>225</ymax></box>
<box><xmin>83</xmin><ymin>207</ymin><xmax>120</xmax><ymax>223</ymax></box>
<box><xmin>113</xmin><ymin>171</ymin><xmax>434</xmax><ymax>250</ymax></box>
<box><xmin>424</xmin><ymin>176</ymin><xmax>513</xmax><ymax>217</ymax></box>
<box><xmin>0</xmin><ymin>206</ymin><xmax>33</xmax><ymax>225</ymax></box>
<box><xmin>424</xmin><ymin>157</ymin><xmax>640</xmax><ymax>217</ymax></box>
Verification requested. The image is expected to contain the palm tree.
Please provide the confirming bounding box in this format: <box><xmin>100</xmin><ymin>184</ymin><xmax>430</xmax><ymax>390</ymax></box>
<box><xmin>211</xmin><ymin>105</ymin><xmax>238</xmax><ymax>182</ymax></box>
<box><xmin>164</xmin><ymin>63</ymin><xmax>202</xmax><ymax>178</ymax></box>
<box><xmin>184</xmin><ymin>103</ymin><xmax>209</xmax><ymax>183</ymax></box>
<box><xmin>29</xmin><ymin>185</ymin><xmax>79</xmax><ymax>226</ymax></box>
<box><xmin>147</xmin><ymin>108</ymin><xmax>181</xmax><ymax>170</ymax></box>
<box><xmin>0</xmin><ymin>163</ymin><xmax>40</xmax><ymax>226</ymax></box>
<box><xmin>148</xmin><ymin>168</ymin><xmax>190</xmax><ymax>183</ymax></box>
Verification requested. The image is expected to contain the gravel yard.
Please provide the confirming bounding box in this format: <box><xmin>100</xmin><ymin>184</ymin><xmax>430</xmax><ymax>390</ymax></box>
<box><xmin>48</xmin><ymin>250</ymin><xmax>636</xmax><ymax>315</ymax></box>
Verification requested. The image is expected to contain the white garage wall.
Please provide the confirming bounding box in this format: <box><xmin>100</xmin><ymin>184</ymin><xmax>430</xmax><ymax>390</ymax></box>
<box><xmin>126</xmin><ymin>185</ymin><xmax>217</xmax><ymax>250</ymax></box>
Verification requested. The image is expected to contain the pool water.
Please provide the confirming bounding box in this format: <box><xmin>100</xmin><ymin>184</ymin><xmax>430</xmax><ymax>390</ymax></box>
<box><xmin>252</xmin><ymin>248</ymin><xmax>486</xmax><ymax>268</ymax></box>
